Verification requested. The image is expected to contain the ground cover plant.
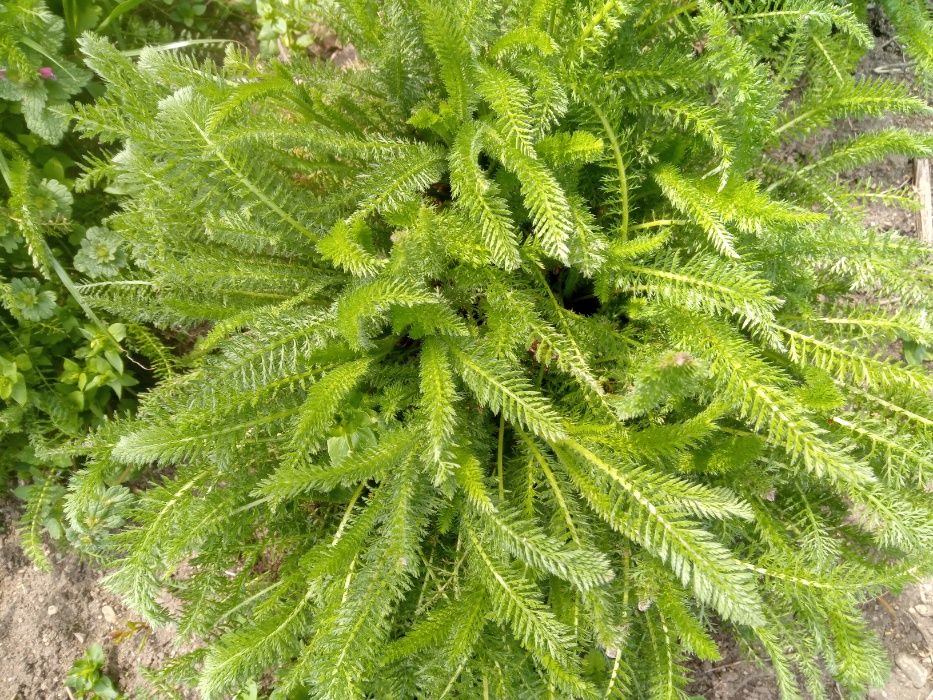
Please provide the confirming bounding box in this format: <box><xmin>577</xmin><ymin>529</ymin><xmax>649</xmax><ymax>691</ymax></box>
<box><xmin>64</xmin><ymin>0</ymin><xmax>933</xmax><ymax>697</ymax></box>
<box><xmin>0</xmin><ymin>0</ymin><xmax>330</xmax><ymax>578</ymax></box>
<box><xmin>0</xmin><ymin>0</ymin><xmax>253</xmax><ymax>570</ymax></box>
<box><xmin>0</xmin><ymin>0</ymin><xmax>159</xmax><ymax>568</ymax></box>
<box><xmin>65</xmin><ymin>642</ymin><xmax>122</xmax><ymax>699</ymax></box>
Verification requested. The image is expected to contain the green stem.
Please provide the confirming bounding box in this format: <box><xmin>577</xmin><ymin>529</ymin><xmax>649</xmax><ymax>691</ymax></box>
<box><xmin>230</xmin><ymin>494</ymin><xmax>272</xmax><ymax>515</ymax></box>
<box><xmin>640</xmin><ymin>1</ymin><xmax>698</xmax><ymax>36</ymax></box>
<box><xmin>120</xmin><ymin>38</ymin><xmax>244</xmax><ymax>58</ymax></box>
<box><xmin>47</xmin><ymin>245</ymin><xmax>105</xmax><ymax>329</ymax></box>
<box><xmin>589</xmin><ymin>102</ymin><xmax>629</xmax><ymax>240</ymax></box>
<box><xmin>0</xmin><ymin>150</ymin><xmax>10</xmax><ymax>185</ymax></box>
<box><xmin>497</xmin><ymin>412</ymin><xmax>506</xmax><ymax>501</ymax></box>
<box><xmin>535</xmin><ymin>361</ymin><xmax>546</xmax><ymax>388</ymax></box>
<box><xmin>333</xmin><ymin>482</ymin><xmax>366</xmax><ymax>545</ymax></box>
<box><xmin>215</xmin><ymin>579</ymin><xmax>284</xmax><ymax>625</ymax></box>
<box><xmin>630</xmin><ymin>218</ymin><xmax>686</xmax><ymax>231</ymax></box>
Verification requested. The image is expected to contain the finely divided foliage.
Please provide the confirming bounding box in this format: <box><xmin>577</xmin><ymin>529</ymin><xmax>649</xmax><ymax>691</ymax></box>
<box><xmin>66</xmin><ymin>1</ymin><xmax>933</xmax><ymax>697</ymax></box>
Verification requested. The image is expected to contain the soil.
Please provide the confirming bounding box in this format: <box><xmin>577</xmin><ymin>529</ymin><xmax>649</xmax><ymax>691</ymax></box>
<box><xmin>0</xmin><ymin>501</ymin><xmax>181</xmax><ymax>699</ymax></box>
<box><xmin>688</xmin><ymin>586</ymin><xmax>933</xmax><ymax>700</ymax></box>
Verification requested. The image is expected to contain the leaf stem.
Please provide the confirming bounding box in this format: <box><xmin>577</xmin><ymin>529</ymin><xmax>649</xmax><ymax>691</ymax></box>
<box><xmin>630</xmin><ymin>218</ymin><xmax>686</xmax><ymax>230</ymax></box>
<box><xmin>333</xmin><ymin>482</ymin><xmax>366</xmax><ymax>545</ymax></box>
<box><xmin>589</xmin><ymin>102</ymin><xmax>629</xmax><ymax>240</ymax></box>
<box><xmin>497</xmin><ymin>412</ymin><xmax>506</xmax><ymax>500</ymax></box>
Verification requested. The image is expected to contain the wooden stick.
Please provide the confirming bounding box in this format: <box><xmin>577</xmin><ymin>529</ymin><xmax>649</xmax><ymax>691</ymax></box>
<box><xmin>878</xmin><ymin>594</ymin><xmax>899</xmax><ymax>620</ymax></box>
<box><xmin>915</xmin><ymin>158</ymin><xmax>933</xmax><ymax>244</ymax></box>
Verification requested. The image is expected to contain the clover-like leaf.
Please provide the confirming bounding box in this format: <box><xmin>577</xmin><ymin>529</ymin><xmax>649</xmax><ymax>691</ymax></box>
<box><xmin>74</xmin><ymin>226</ymin><xmax>127</xmax><ymax>279</ymax></box>
<box><xmin>32</xmin><ymin>178</ymin><xmax>73</xmax><ymax>219</ymax></box>
<box><xmin>8</xmin><ymin>277</ymin><xmax>57</xmax><ymax>321</ymax></box>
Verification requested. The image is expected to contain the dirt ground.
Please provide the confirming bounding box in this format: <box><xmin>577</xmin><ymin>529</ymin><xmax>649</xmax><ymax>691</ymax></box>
<box><xmin>687</xmin><ymin>586</ymin><xmax>933</xmax><ymax>700</ymax></box>
<box><xmin>0</xmin><ymin>502</ymin><xmax>185</xmax><ymax>699</ymax></box>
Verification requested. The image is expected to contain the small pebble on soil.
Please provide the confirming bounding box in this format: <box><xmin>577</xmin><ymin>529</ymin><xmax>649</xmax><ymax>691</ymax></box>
<box><xmin>894</xmin><ymin>653</ymin><xmax>929</xmax><ymax>689</ymax></box>
<box><xmin>101</xmin><ymin>604</ymin><xmax>117</xmax><ymax>624</ymax></box>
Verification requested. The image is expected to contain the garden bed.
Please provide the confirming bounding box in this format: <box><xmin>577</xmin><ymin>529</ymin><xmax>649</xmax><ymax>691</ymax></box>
<box><xmin>2</xmin><ymin>5</ymin><xmax>932</xmax><ymax>699</ymax></box>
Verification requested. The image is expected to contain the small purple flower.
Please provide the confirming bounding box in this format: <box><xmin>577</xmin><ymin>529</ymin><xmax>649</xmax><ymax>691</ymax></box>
<box><xmin>37</xmin><ymin>66</ymin><xmax>56</xmax><ymax>80</ymax></box>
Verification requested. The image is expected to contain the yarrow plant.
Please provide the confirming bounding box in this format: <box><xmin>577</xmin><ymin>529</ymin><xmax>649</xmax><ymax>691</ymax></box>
<box><xmin>67</xmin><ymin>1</ymin><xmax>933</xmax><ymax>697</ymax></box>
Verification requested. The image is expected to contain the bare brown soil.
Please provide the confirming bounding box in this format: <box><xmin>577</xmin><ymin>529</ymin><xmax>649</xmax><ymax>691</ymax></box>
<box><xmin>0</xmin><ymin>501</ymin><xmax>180</xmax><ymax>699</ymax></box>
<box><xmin>687</xmin><ymin>586</ymin><xmax>933</xmax><ymax>700</ymax></box>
